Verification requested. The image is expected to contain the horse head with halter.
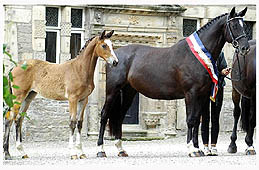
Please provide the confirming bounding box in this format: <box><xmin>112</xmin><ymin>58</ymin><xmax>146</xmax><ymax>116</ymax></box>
<box><xmin>225</xmin><ymin>7</ymin><xmax>250</xmax><ymax>56</ymax></box>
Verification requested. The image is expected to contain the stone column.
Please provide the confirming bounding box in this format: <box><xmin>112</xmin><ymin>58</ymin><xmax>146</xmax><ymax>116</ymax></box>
<box><xmin>164</xmin><ymin>100</ymin><xmax>177</xmax><ymax>137</ymax></box>
<box><xmin>60</xmin><ymin>7</ymin><xmax>71</xmax><ymax>63</ymax></box>
<box><xmin>140</xmin><ymin>95</ymin><xmax>167</xmax><ymax>137</ymax></box>
<box><xmin>32</xmin><ymin>6</ymin><xmax>46</xmax><ymax>60</ymax></box>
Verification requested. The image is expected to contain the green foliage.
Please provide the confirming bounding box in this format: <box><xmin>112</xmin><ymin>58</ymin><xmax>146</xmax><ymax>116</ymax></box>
<box><xmin>3</xmin><ymin>44</ymin><xmax>29</xmax><ymax>119</ymax></box>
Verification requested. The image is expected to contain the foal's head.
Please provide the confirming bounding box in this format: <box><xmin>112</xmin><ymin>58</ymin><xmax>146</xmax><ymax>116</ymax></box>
<box><xmin>95</xmin><ymin>30</ymin><xmax>118</xmax><ymax>66</ymax></box>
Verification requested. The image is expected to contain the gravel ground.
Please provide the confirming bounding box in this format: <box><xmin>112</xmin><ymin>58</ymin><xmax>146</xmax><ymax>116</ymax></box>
<box><xmin>3</xmin><ymin>131</ymin><xmax>257</xmax><ymax>168</ymax></box>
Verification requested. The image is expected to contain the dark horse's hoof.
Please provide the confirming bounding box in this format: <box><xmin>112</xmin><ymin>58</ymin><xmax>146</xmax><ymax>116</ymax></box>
<box><xmin>118</xmin><ymin>151</ymin><xmax>128</xmax><ymax>157</ymax></box>
<box><xmin>227</xmin><ymin>145</ymin><xmax>237</xmax><ymax>153</ymax></box>
<box><xmin>4</xmin><ymin>152</ymin><xmax>12</xmax><ymax>160</ymax></box>
<box><xmin>97</xmin><ymin>151</ymin><xmax>107</xmax><ymax>157</ymax></box>
<box><xmin>246</xmin><ymin>147</ymin><xmax>256</xmax><ymax>155</ymax></box>
<box><xmin>188</xmin><ymin>150</ymin><xmax>204</xmax><ymax>157</ymax></box>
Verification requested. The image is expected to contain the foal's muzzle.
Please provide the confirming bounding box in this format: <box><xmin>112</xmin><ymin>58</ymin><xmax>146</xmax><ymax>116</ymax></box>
<box><xmin>107</xmin><ymin>56</ymin><xmax>119</xmax><ymax>67</ymax></box>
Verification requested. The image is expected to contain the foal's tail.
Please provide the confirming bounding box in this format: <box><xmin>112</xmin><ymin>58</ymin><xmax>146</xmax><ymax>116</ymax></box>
<box><xmin>240</xmin><ymin>96</ymin><xmax>250</xmax><ymax>132</ymax></box>
<box><xmin>108</xmin><ymin>90</ymin><xmax>124</xmax><ymax>137</ymax></box>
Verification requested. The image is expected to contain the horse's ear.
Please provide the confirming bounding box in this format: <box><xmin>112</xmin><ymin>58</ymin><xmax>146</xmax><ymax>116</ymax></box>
<box><xmin>237</xmin><ymin>7</ymin><xmax>247</xmax><ymax>17</ymax></box>
<box><xmin>229</xmin><ymin>7</ymin><xmax>236</xmax><ymax>18</ymax></box>
<box><xmin>105</xmin><ymin>30</ymin><xmax>114</xmax><ymax>39</ymax></box>
<box><xmin>100</xmin><ymin>30</ymin><xmax>106</xmax><ymax>40</ymax></box>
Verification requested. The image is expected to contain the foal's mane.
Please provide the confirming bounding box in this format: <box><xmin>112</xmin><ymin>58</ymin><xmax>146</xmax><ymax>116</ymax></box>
<box><xmin>196</xmin><ymin>13</ymin><xmax>228</xmax><ymax>34</ymax></box>
<box><xmin>77</xmin><ymin>36</ymin><xmax>97</xmax><ymax>57</ymax></box>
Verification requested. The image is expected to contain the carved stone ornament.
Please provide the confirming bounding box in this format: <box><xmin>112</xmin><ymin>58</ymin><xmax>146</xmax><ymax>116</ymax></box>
<box><xmin>94</xmin><ymin>10</ymin><xmax>103</xmax><ymax>23</ymax></box>
<box><xmin>60</xmin><ymin>22</ymin><xmax>72</xmax><ymax>37</ymax></box>
<box><xmin>143</xmin><ymin>112</ymin><xmax>164</xmax><ymax>129</ymax></box>
<box><xmin>128</xmin><ymin>15</ymin><xmax>139</xmax><ymax>25</ymax></box>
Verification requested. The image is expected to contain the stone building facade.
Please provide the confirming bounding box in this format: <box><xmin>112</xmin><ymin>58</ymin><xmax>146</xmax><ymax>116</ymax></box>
<box><xmin>3</xmin><ymin>5</ymin><xmax>256</xmax><ymax>142</ymax></box>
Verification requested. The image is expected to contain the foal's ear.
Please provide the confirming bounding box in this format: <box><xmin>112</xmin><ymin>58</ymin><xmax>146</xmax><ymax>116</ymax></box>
<box><xmin>237</xmin><ymin>7</ymin><xmax>247</xmax><ymax>17</ymax></box>
<box><xmin>229</xmin><ymin>7</ymin><xmax>236</xmax><ymax>18</ymax></box>
<box><xmin>100</xmin><ymin>30</ymin><xmax>106</xmax><ymax>40</ymax></box>
<box><xmin>105</xmin><ymin>30</ymin><xmax>114</xmax><ymax>39</ymax></box>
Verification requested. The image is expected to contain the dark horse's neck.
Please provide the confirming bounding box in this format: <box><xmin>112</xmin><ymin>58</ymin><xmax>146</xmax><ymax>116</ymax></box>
<box><xmin>197</xmin><ymin>14</ymin><xmax>228</xmax><ymax>62</ymax></box>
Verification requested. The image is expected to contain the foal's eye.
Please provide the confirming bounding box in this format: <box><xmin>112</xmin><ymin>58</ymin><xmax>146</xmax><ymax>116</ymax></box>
<box><xmin>102</xmin><ymin>44</ymin><xmax>107</xmax><ymax>49</ymax></box>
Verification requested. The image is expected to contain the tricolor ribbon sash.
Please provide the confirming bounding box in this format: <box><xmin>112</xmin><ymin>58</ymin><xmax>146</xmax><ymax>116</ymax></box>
<box><xmin>186</xmin><ymin>32</ymin><xmax>218</xmax><ymax>102</ymax></box>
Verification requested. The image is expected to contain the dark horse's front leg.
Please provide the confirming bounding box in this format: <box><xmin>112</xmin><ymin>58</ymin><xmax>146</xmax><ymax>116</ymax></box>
<box><xmin>185</xmin><ymin>92</ymin><xmax>206</xmax><ymax>157</ymax></box>
<box><xmin>228</xmin><ymin>88</ymin><xmax>241</xmax><ymax>153</ymax></box>
<box><xmin>244</xmin><ymin>95</ymin><xmax>256</xmax><ymax>155</ymax></box>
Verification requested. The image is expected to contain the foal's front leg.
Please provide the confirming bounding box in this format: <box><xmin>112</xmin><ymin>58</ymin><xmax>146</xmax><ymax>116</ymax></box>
<box><xmin>68</xmin><ymin>98</ymin><xmax>78</xmax><ymax>159</ymax></box>
<box><xmin>75</xmin><ymin>98</ymin><xmax>88</xmax><ymax>159</ymax></box>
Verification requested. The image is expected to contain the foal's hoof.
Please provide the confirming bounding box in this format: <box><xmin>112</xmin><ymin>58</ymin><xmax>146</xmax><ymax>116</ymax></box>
<box><xmin>188</xmin><ymin>150</ymin><xmax>204</xmax><ymax>157</ymax></box>
<box><xmin>227</xmin><ymin>145</ymin><xmax>237</xmax><ymax>153</ymax></box>
<box><xmin>71</xmin><ymin>155</ymin><xmax>78</xmax><ymax>160</ymax></box>
<box><xmin>97</xmin><ymin>152</ymin><xmax>107</xmax><ymax>157</ymax></box>
<box><xmin>22</xmin><ymin>154</ymin><xmax>29</xmax><ymax>159</ymax></box>
<box><xmin>118</xmin><ymin>151</ymin><xmax>128</xmax><ymax>157</ymax></box>
<box><xmin>79</xmin><ymin>154</ymin><xmax>87</xmax><ymax>159</ymax></box>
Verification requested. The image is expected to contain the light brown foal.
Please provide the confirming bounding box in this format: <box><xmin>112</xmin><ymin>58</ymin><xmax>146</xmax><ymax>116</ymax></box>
<box><xmin>3</xmin><ymin>30</ymin><xmax>118</xmax><ymax>160</ymax></box>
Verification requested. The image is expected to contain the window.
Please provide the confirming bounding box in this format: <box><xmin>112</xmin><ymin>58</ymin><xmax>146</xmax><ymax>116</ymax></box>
<box><xmin>70</xmin><ymin>8</ymin><xmax>84</xmax><ymax>59</ymax></box>
<box><xmin>45</xmin><ymin>32</ymin><xmax>57</xmax><ymax>63</ymax></box>
<box><xmin>244</xmin><ymin>21</ymin><xmax>254</xmax><ymax>40</ymax></box>
<box><xmin>183</xmin><ymin>19</ymin><xmax>198</xmax><ymax>37</ymax></box>
<box><xmin>71</xmin><ymin>9</ymin><xmax>83</xmax><ymax>28</ymax></box>
<box><xmin>70</xmin><ymin>33</ymin><xmax>81</xmax><ymax>59</ymax></box>
<box><xmin>45</xmin><ymin>7</ymin><xmax>60</xmax><ymax>63</ymax></box>
<box><xmin>46</xmin><ymin>7</ymin><xmax>59</xmax><ymax>27</ymax></box>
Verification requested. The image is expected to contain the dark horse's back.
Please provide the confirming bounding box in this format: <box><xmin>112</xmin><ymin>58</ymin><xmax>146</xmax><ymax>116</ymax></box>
<box><xmin>107</xmin><ymin>39</ymin><xmax>211</xmax><ymax>100</ymax></box>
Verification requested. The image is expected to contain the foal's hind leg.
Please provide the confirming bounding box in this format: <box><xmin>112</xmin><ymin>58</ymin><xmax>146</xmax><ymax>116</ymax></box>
<box><xmin>3</xmin><ymin>117</ymin><xmax>14</xmax><ymax>160</ymax></box>
<box><xmin>228</xmin><ymin>89</ymin><xmax>241</xmax><ymax>153</ymax></box>
<box><xmin>15</xmin><ymin>91</ymin><xmax>37</xmax><ymax>159</ymax></box>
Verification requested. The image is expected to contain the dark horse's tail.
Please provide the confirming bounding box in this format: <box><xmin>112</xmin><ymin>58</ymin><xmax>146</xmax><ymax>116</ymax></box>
<box><xmin>240</xmin><ymin>96</ymin><xmax>250</xmax><ymax>132</ymax></box>
<box><xmin>108</xmin><ymin>90</ymin><xmax>124</xmax><ymax>137</ymax></box>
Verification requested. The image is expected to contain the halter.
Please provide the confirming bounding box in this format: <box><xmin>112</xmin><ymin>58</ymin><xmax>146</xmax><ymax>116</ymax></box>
<box><xmin>225</xmin><ymin>15</ymin><xmax>247</xmax><ymax>82</ymax></box>
<box><xmin>226</xmin><ymin>15</ymin><xmax>247</xmax><ymax>49</ymax></box>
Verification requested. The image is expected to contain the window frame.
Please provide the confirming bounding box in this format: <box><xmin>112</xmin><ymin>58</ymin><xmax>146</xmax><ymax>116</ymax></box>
<box><xmin>45</xmin><ymin>6</ymin><xmax>61</xmax><ymax>63</ymax></box>
<box><xmin>70</xmin><ymin>7</ymin><xmax>85</xmax><ymax>58</ymax></box>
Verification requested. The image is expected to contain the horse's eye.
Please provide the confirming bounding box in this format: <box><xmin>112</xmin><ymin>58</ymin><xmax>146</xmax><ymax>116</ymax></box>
<box><xmin>102</xmin><ymin>44</ymin><xmax>107</xmax><ymax>49</ymax></box>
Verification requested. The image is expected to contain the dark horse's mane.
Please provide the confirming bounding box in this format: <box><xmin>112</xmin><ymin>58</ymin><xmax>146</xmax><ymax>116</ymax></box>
<box><xmin>196</xmin><ymin>13</ymin><xmax>228</xmax><ymax>34</ymax></box>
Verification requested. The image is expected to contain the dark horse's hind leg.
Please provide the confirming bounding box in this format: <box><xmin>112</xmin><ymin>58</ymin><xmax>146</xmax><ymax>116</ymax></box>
<box><xmin>244</xmin><ymin>96</ymin><xmax>256</xmax><ymax>155</ymax></box>
<box><xmin>228</xmin><ymin>88</ymin><xmax>241</xmax><ymax>153</ymax></box>
<box><xmin>97</xmin><ymin>89</ymin><xmax>120</xmax><ymax>157</ymax></box>
<box><xmin>186</xmin><ymin>91</ymin><xmax>206</xmax><ymax>157</ymax></box>
<box><xmin>97</xmin><ymin>84</ymin><xmax>137</xmax><ymax>157</ymax></box>
<box><xmin>114</xmin><ymin>85</ymin><xmax>137</xmax><ymax>157</ymax></box>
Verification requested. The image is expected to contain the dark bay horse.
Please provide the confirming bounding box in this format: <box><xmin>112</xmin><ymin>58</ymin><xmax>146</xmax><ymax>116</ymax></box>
<box><xmin>3</xmin><ymin>30</ymin><xmax>118</xmax><ymax>160</ymax></box>
<box><xmin>228</xmin><ymin>39</ymin><xmax>256</xmax><ymax>155</ymax></box>
<box><xmin>96</xmin><ymin>7</ymin><xmax>250</xmax><ymax>157</ymax></box>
